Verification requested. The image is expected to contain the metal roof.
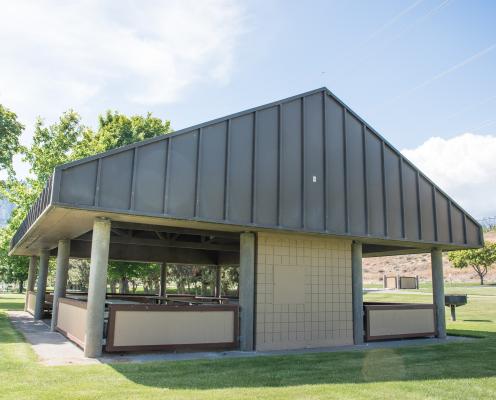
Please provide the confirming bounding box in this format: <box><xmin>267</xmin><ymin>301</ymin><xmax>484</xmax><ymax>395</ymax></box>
<box><xmin>10</xmin><ymin>87</ymin><xmax>483</xmax><ymax>255</ymax></box>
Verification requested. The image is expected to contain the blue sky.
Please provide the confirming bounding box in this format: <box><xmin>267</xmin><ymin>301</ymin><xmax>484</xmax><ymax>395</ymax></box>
<box><xmin>172</xmin><ymin>0</ymin><xmax>496</xmax><ymax>148</ymax></box>
<box><xmin>1</xmin><ymin>0</ymin><xmax>495</xmax><ymax>217</ymax></box>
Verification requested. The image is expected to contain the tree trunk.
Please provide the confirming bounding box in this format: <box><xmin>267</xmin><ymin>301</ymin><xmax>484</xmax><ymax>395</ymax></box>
<box><xmin>473</xmin><ymin>265</ymin><xmax>486</xmax><ymax>286</ymax></box>
<box><xmin>119</xmin><ymin>277</ymin><xmax>129</xmax><ymax>294</ymax></box>
<box><xmin>18</xmin><ymin>280</ymin><xmax>24</xmax><ymax>293</ymax></box>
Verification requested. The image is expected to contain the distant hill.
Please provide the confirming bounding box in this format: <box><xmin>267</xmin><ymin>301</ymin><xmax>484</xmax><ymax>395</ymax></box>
<box><xmin>363</xmin><ymin>230</ymin><xmax>496</xmax><ymax>284</ymax></box>
<box><xmin>0</xmin><ymin>198</ymin><xmax>14</xmax><ymax>226</ymax></box>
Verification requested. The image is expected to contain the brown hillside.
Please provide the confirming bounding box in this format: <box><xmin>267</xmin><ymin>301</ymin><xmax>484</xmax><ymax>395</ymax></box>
<box><xmin>362</xmin><ymin>230</ymin><xmax>496</xmax><ymax>285</ymax></box>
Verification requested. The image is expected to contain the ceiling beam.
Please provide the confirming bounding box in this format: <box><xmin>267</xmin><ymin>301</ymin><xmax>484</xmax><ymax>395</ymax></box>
<box><xmin>111</xmin><ymin>221</ymin><xmax>240</xmax><ymax>240</ymax></box>
<box><xmin>60</xmin><ymin>240</ymin><xmax>218</xmax><ymax>264</ymax></box>
<box><xmin>77</xmin><ymin>234</ymin><xmax>239</xmax><ymax>252</ymax></box>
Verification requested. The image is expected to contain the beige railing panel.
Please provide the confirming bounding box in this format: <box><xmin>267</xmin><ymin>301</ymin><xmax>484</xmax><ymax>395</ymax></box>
<box><xmin>26</xmin><ymin>291</ymin><xmax>37</xmax><ymax>315</ymax></box>
<box><xmin>106</xmin><ymin>305</ymin><xmax>238</xmax><ymax>352</ymax></box>
<box><xmin>55</xmin><ymin>298</ymin><xmax>87</xmax><ymax>348</ymax></box>
<box><xmin>385</xmin><ymin>277</ymin><xmax>397</xmax><ymax>289</ymax></box>
<box><xmin>400</xmin><ymin>277</ymin><xmax>417</xmax><ymax>289</ymax></box>
<box><xmin>365</xmin><ymin>305</ymin><xmax>435</xmax><ymax>340</ymax></box>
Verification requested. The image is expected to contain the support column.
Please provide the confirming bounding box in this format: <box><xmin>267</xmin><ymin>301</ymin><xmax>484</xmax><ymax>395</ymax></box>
<box><xmin>159</xmin><ymin>262</ymin><xmax>167</xmax><ymax>300</ymax></box>
<box><xmin>50</xmin><ymin>239</ymin><xmax>71</xmax><ymax>332</ymax></box>
<box><xmin>431</xmin><ymin>248</ymin><xmax>446</xmax><ymax>338</ymax></box>
<box><xmin>351</xmin><ymin>241</ymin><xmax>364</xmax><ymax>345</ymax></box>
<box><xmin>24</xmin><ymin>256</ymin><xmax>38</xmax><ymax>311</ymax></box>
<box><xmin>34</xmin><ymin>249</ymin><xmax>49</xmax><ymax>320</ymax></box>
<box><xmin>84</xmin><ymin>218</ymin><xmax>111</xmax><ymax>358</ymax></box>
<box><xmin>214</xmin><ymin>266</ymin><xmax>222</xmax><ymax>298</ymax></box>
<box><xmin>239</xmin><ymin>232</ymin><xmax>255</xmax><ymax>351</ymax></box>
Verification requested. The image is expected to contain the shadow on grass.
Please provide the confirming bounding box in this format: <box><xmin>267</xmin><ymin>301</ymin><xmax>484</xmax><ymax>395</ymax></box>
<box><xmin>109</xmin><ymin>330</ymin><xmax>496</xmax><ymax>390</ymax></box>
<box><xmin>463</xmin><ymin>319</ymin><xmax>493</xmax><ymax>322</ymax></box>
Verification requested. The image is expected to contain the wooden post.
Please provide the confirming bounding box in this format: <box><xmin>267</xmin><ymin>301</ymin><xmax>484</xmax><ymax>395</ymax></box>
<box><xmin>160</xmin><ymin>262</ymin><xmax>167</xmax><ymax>303</ymax></box>
<box><xmin>214</xmin><ymin>266</ymin><xmax>222</xmax><ymax>298</ymax></box>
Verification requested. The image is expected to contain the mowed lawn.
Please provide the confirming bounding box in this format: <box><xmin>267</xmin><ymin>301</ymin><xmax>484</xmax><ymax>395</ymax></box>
<box><xmin>1</xmin><ymin>287</ymin><xmax>496</xmax><ymax>400</ymax></box>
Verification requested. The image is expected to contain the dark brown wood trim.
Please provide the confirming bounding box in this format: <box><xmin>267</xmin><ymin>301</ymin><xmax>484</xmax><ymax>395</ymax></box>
<box><xmin>366</xmin><ymin>331</ymin><xmax>436</xmax><ymax>341</ymax></box>
<box><xmin>364</xmin><ymin>304</ymin><xmax>434</xmax><ymax>311</ymax></box>
<box><xmin>105</xmin><ymin>304</ymin><xmax>239</xmax><ymax>352</ymax></box>
<box><xmin>55</xmin><ymin>327</ymin><xmax>85</xmax><ymax>349</ymax></box>
<box><xmin>364</xmin><ymin>303</ymin><xmax>436</xmax><ymax>341</ymax></box>
<box><xmin>58</xmin><ymin>297</ymin><xmax>88</xmax><ymax>309</ymax></box>
<box><xmin>107</xmin><ymin>304</ymin><xmax>238</xmax><ymax>312</ymax></box>
<box><xmin>105</xmin><ymin>341</ymin><xmax>238</xmax><ymax>353</ymax></box>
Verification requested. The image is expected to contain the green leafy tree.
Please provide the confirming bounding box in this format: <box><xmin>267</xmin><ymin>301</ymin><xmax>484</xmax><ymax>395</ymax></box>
<box><xmin>448</xmin><ymin>242</ymin><xmax>496</xmax><ymax>285</ymax></box>
<box><xmin>0</xmin><ymin>226</ymin><xmax>29</xmax><ymax>292</ymax></box>
<box><xmin>1</xmin><ymin>108</ymin><xmax>172</xmax><ymax>291</ymax></box>
<box><xmin>67</xmin><ymin>259</ymin><xmax>91</xmax><ymax>291</ymax></box>
<box><xmin>0</xmin><ymin>104</ymin><xmax>23</xmax><ymax>174</ymax></box>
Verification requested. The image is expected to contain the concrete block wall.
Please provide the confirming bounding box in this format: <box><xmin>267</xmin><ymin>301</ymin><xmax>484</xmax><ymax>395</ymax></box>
<box><xmin>255</xmin><ymin>232</ymin><xmax>353</xmax><ymax>351</ymax></box>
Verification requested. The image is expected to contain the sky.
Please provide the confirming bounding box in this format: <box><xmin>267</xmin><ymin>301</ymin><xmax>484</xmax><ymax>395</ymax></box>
<box><xmin>0</xmin><ymin>0</ymin><xmax>495</xmax><ymax>219</ymax></box>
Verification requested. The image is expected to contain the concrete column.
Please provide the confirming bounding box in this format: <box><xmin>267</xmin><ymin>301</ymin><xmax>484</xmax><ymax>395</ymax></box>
<box><xmin>24</xmin><ymin>256</ymin><xmax>38</xmax><ymax>311</ymax></box>
<box><xmin>84</xmin><ymin>217</ymin><xmax>111</xmax><ymax>358</ymax></box>
<box><xmin>50</xmin><ymin>239</ymin><xmax>71</xmax><ymax>332</ymax></box>
<box><xmin>34</xmin><ymin>249</ymin><xmax>49</xmax><ymax>320</ymax></box>
<box><xmin>159</xmin><ymin>262</ymin><xmax>167</xmax><ymax>299</ymax></box>
<box><xmin>239</xmin><ymin>232</ymin><xmax>255</xmax><ymax>351</ymax></box>
<box><xmin>431</xmin><ymin>248</ymin><xmax>446</xmax><ymax>339</ymax></box>
<box><xmin>214</xmin><ymin>266</ymin><xmax>222</xmax><ymax>298</ymax></box>
<box><xmin>351</xmin><ymin>241</ymin><xmax>364</xmax><ymax>345</ymax></box>
<box><xmin>27</xmin><ymin>256</ymin><xmax>37</xmax><ymax>291</ymax></box>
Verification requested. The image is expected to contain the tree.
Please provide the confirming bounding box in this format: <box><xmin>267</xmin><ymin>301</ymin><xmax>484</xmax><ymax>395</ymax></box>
<box><xmin>0</xmin><ymin>108</ymin><xmax>172</xmax><ymax>291</ymax></box>
<box><xmin>0</xmin><ymin>226</ymin><xmax>29</xmax><ymax>292</ymax></box>
<box><xmin>0</xmin><ymin>104</ymin><xmax>23</xmax><ymax>174</ymax></box>
<box><xmin>448</xmin><ymin>242</ymin><xmax>496</xmax><ymax>285</ymax></box>
<box><xmin>67</xmin><ymin>259</ymin><xmax>90</xmax><ymax>291</ymax></box>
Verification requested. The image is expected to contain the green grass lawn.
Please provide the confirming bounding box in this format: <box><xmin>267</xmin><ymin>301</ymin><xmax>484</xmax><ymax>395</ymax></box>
<box><xmin>1</xmin><ymin>288</ymin><xmax>496</xmax><ymax>400</ymax></box>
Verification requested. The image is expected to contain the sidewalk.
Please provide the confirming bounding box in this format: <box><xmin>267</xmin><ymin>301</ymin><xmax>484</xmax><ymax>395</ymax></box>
<box><xmin>8</xmin><ymin>310</ymin><xmax>474</xmax><ymax>366</ymax></box>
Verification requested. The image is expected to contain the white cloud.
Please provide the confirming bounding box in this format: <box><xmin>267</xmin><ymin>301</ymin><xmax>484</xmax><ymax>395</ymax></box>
<box><xmin>402</xmin><ymin>133</ymin><xmax>496</xmax><ymax>219</ymax></box>
<box><xmin>0</xmin><ymin>0</ymin><xmax>246</xmax><ymax>180</ymax></box>
<box><xmin>0</xmin><ymin>0</ymin><xmax>245</xmax><ymax>126</ymax></box>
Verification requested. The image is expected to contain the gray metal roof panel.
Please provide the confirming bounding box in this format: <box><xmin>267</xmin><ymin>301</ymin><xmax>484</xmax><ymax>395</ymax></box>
<box><xmin>12</xmin><ymin>87</ymin><xmax>483</xmax><ymax>252</ymax></box>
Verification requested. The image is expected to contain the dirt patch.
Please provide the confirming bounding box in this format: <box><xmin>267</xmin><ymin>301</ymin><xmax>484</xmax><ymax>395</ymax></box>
<box><xmin>363</xmin><ymin>230</ymin><xmax>496</xmax><ymax>285</ymax></box>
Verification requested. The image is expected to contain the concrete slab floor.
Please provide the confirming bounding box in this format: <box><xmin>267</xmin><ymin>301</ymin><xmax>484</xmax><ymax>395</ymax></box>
<box><xmin>7</xmin><ymin>311</ymin><xmax>475</xmax><ymax>367</ymax></box>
